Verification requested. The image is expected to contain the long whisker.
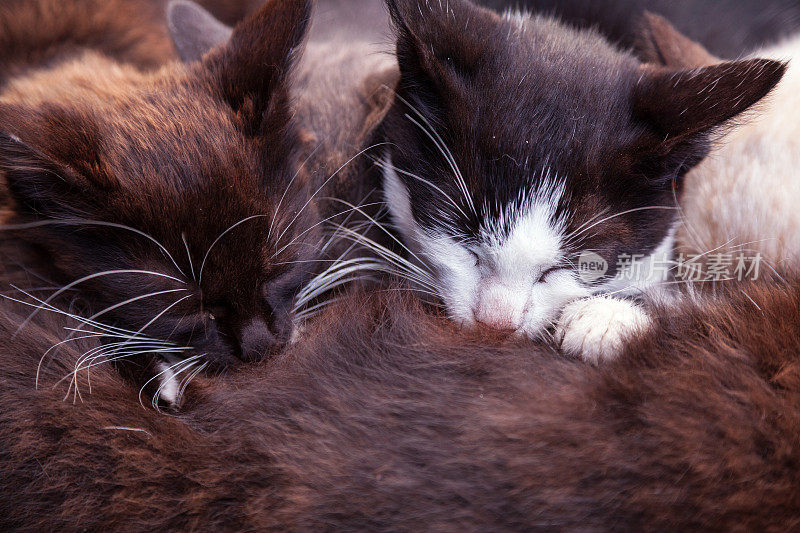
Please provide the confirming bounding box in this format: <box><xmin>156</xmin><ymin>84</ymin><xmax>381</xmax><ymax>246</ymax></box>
<box><xmin>564</xmin><ymin>206</ymin><xmax>680</xmax><ymax>247</ymax></box>
<box><xmin>13</xmin><ymin>270</ymin><xmax>186</xmax><ymax>336</ymax></box>
<box><xmin>268</xmin><ymin>140</ymin><xmax>326</xmax><ymax>242</ymax></box>
<box><xmin>181</xmin><ymin>232</ymin><xmax>197</xmax><ymax>281</ymax></box>
<box><xmin>176</xmin><ymin>361</ymin><xmax>208</xmax><ymax>404</ymax></box>
<box><xmin>84</xmin><ymin>289</ymin><xmax>189</xmax><ymax>326</ymax></box>
<box><xmin>131</xmin><ymin>295</ymin><xmax>193</xmax><ymax>338</ymax></box>
<box><xmin>272</xmin><ymin>201</ymin><xmax>386</xmax><ymax>259</ymax></box>
<box><xmin>375</xmin><ymin>158</ymin><xmax>470</xmax><ymax>222</ymax></box>
<box><xmin>4</xmin><ymin>288</ymin><xmax>159</xmax><ymax>340</ymax></box>
<box><xmin>393</xmin><ymin>92</ymin><xmax>476</xmax><ymax>215</ymax></box>
<box><xmin>324</xmin><ymin>197</ymin><xmax>434</xmax><ymax>277</ymax></box>
<box><xmin>272</xmin><ymin>142</ymin><xmax>390</xmax><ymax>250</ymax></box>
<box><xmin>294</xmin><ymin>258</ymin><xmax>385</xmax><ymax>310</ymax></box>
<box><xmin>329</xmin><ymin>226</ymin><xmax>440</xmax><ymax>292</ymax></box>
<box><xmin>0</xmin><ymin>219</ymin><xmax>186</xmax><ymax>278</ymax></box>
<box><xmin>141</xmin><ymin>354</ymin><xmax>204</xmax><ymax>410</ymax></box>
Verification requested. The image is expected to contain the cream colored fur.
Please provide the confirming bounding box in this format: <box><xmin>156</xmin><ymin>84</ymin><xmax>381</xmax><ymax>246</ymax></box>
<box><xmin>676</xmin><ymin>35</ymin><xmax>800</xmax><ymax>269</ymax></box>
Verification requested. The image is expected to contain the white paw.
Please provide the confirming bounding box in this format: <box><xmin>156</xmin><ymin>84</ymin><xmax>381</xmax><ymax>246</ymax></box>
<box><xmin>555</xmin><ymin>296</ymin><xmax>651</xmax><ymax>364</ymax></box>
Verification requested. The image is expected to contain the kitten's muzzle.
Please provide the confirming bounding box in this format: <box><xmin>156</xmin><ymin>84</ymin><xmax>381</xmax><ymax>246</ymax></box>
<box><xmin>473</xmin><ymin>281</ymin><xmax>528</xmax><ymax>332</ymax></box>
<box><xmin>238</xmin><ymin>318</ymin><xmax>281</xmax><ymax>362</ymax></box>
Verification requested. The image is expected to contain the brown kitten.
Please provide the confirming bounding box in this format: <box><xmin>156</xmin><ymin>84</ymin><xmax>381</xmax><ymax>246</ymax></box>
<box><xmin>1</xmin><ymin>278</ymin><xmax>799</xmax><ymax>530</ymax></box>
<box><xmin>0</xmin><ymin>0</ymin><xmax>321</xmax><ymax>405</ymax></box>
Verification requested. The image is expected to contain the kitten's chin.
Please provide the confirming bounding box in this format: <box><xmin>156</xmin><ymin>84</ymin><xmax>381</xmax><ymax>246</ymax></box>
<box><xmin>517</xmin><ymin>317</ymin><xmax>558</xmax><ymax>342</ymax></box>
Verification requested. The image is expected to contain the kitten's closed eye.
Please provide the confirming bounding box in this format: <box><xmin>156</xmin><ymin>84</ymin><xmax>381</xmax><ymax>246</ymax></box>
<box><xmin>264</xmin><ymin>268</ymin><xmax>310</xmax><ymax>313</ymax></box>
<box><xmin>538</xmin><ymin>267</ymin><xmax>565</xmax><ymax>283</ymax></box>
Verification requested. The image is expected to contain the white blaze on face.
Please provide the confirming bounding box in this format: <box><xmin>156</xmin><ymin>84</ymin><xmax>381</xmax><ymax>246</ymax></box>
<box><xmin>384</xmin><ymin>163</ymin><xmax>590</xmax><ymax>338</ymax></box>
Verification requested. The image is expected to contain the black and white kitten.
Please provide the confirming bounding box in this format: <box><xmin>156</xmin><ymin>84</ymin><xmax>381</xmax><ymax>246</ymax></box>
<box><xmin>381</xmin><ymin>0</ymin><xmax>785</xmax><ymax>361</ymax></box>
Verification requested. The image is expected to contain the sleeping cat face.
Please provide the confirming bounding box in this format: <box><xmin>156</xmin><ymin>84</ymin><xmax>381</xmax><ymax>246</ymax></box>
<box><xmin>0</xmin><ymin>0</ymin><xmax>316</xmax><ymax>372</ymax></box>
<box><xmin>382</xmin><ymin>0</ymin><xmax>784</xmax><ymax>336</ymax></box>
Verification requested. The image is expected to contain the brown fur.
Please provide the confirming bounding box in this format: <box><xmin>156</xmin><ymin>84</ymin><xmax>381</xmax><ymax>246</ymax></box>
<box><xmin>0</xmin><ymin>0</ymin><xmax>267</xmax><ymax>85</ymax></box>
<box><xmin>2</xmin><ymin>278</ymin><xmax>800</xmax><ymax>530</ymax></box>
<box><xmin>0</xmin><ymin>0</ymin><xmax>323</xmax><ymax>393</ymax></box>
<box><xmin>0</xmin><ymin>0</ymin><xmax>177</xmax><ymax>82</ymax></box>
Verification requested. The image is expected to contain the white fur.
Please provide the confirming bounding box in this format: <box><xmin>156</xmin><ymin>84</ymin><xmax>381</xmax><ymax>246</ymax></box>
<box><xmin>155</xmin><ymin>361</ymin><xmax>180</xmax><ymax>407</ymax></box>
<box><xmin>555</xmin><ymin>295</ymin><xmax>652</xmax><ymax>364</ymax></box>
<box><xmin>384</xmin><ymin>162</ymin><xmax>670</xmax><ymax>344</ymax></box>
<box><xmin>677</xmin><ymin>35</ymin><xmax>800</xmax><ymax>269</ymax></box>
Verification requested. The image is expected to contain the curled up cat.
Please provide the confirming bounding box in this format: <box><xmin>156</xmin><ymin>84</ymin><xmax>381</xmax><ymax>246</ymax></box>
<box><xmin>378</xmin><ymin>0</ymin><xmax>785</xmax><ymax>362</ymax></box>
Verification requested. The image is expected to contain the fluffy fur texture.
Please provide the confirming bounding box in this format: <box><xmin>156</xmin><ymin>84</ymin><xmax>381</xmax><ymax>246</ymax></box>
<box><xmin>0</xmin><ymin>0</ymin><xmax>323</xmax><ymax>403</ymax></box>
<box><xmin>655</xmin><ymin>26</ymin><xmax>800</xmax><ymax>271</ymax></box>
<box><xmin>0</xmin><ymin>0</ymin><xmax>176</xmax><ymax>83</ymax></box>
<box><xmin>555</xmin><ymin>293</ymin><xmax>652</xmax><ymax>363</ymax></box>
<box><xmin>380</xmin><ymin>0</ymin><xmax>784</xmax><ymax>359</ymax></box>
<box><xmin>2</xmin><ymin>278</ymin><xmax>800</xmax><ymax>529</ymax></box>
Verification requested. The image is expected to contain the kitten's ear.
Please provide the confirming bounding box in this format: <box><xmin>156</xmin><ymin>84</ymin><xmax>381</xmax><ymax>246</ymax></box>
<box><xmin>0</xmin><ymin>109</ymin><xmax>113</xmax><ymax>217</ymax></box>
<box><xmin>635</xmin><ymin>58</ymin><xmax>786</xmax><ymax>147</ymax></box>
<box><xmin>635</xmin><ymin>12</ymin><xmax>719</xmax><ymax>68</ymax></box>
<box><xmin>387</xmin><ymin>0</ymin><xmax>496</xmax><ymax>92</ymax></box>
<box><xmin>201</xmin><ymin>0</ymin><xmax>312</xmax><ymax>133</ymax></box>
<box><xmin>167</xmin><ymin>0</ymin><xmax>232</xmax><ymax>63</ymax></box>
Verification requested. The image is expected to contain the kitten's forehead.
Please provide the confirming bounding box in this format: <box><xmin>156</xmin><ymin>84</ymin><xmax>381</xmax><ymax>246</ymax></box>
<box><xmin>56</xmin><ymin>72</ymin><xmax>309</xmax><ymax>272</ymax></box>
<box><xmin>473</xmin><ymin>14</ymin><xmax>640</xmax><ymax>151</ymax></box>
<box><xmin>476</xmin><ymin>169</ymin><xmax>566</xmax><ymax>244</ymax></box>
<box><xmin>405</xmin><ymin>14</ymin><xmax>643</xmax><ymax>239</ymax></box>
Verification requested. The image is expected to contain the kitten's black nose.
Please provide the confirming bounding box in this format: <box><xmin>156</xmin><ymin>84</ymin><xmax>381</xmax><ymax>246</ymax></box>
<box><xmin>238</xmin><ymin>318</ymin><xmax>276</xmax><ymax>362</ymax></box>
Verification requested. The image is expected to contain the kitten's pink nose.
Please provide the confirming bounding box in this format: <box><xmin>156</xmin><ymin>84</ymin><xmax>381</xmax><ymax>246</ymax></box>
<box><xmin>473</xmin><ymin>282</ymin><xmax>526</xmax><ymax>332</ymax></box>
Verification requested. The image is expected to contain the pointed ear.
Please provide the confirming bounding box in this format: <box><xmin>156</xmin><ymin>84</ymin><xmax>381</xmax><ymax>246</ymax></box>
<box><xmin>635</xmin><ymin>12</ymin><xmax>719</xmax><ymax>68</ymax></box>
<box><xmin>0</xmin><ymin>107</ymin><xmax>113</xmax><ymax>217</ymax></box>
<box><xmin>167</xmin><ymin>0</ymin><xmax>232</xmax><ymax>63</ymax></box>
<box><xmin>202</xmin><ymin>0</ymin><xmax>312</xmax><ymax>134</ymax></box>
<box><xmin>387</xmin><ymin>0</ymin><xmax>496</xmax><ymax>92</ymax></box>
<box><xmin>634</xmin><ymin>59</ymin><xmax>786</xmax><ymax>145</ymax></box>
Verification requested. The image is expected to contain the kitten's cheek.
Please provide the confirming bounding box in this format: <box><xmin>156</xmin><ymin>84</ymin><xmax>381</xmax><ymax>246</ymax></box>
<box><xmin>519</xmin><ymin>276</ymin><xmax>590</xmax><ymax>339</ymax></box>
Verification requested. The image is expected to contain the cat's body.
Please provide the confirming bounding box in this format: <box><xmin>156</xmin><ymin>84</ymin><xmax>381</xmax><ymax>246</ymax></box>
<box><xmin>674</xmin><ymin>34</ymin><xmax>800</xmax><ymax>270</ymax></box>
<box><xmin>0</xmin><ymin>0</ymin><xmax>325</xmax><ymax>403</ymax></box>
<box><xmin>2</xmin><ymin>278</ymin><xmax>800</xmax><ymax>530</ymax></box>
<box><xmin>379</xmin><ymin>0</ymin><xmax>784</xmax><ymax>361</ymax></box>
